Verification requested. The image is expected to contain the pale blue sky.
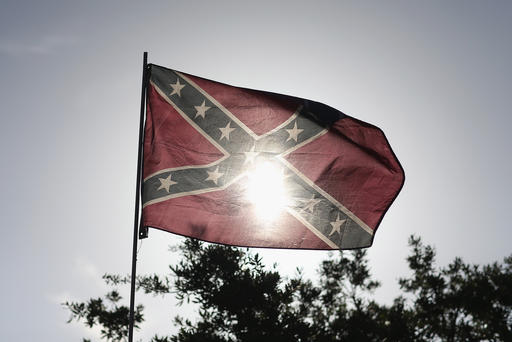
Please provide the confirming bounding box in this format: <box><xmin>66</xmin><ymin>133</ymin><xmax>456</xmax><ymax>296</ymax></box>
<box><xmin>1</xmin><ymin>1</ymin><xmax>511</xmax><ymax>341</ymax></box>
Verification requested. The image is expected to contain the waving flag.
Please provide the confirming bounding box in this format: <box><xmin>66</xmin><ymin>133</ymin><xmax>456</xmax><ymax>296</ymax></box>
<box><xmin>141</xmin><ymin>64</ymin><xmax>404</xmax><ymax>249</ymax></box>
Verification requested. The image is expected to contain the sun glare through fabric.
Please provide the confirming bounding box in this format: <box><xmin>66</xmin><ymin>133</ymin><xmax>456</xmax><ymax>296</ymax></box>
<box><xmin>245</xmin><ymin>161</ymin><xmax>290</xmax><ymax>222</ymax></box>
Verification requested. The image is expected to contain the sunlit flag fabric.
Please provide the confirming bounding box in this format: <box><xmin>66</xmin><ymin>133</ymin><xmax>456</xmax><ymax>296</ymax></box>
<box><xmin>141</xmin><ymin>64</ymin><xmax>404</xmax><ymax>250</ymax></box>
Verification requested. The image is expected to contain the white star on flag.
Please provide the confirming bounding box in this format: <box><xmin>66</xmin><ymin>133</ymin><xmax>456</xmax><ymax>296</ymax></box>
<box><xmin>205</xmin><ymin>166</ymin><xmax>224</xmax><ymax>185</ymax></box>
<box><xmin>169</xmin><ymin>79</ymin><xmax>185</xmax><ymax>97</ymax></box>
<box><xmin>157</xmin><ymin>173</ymin><xmax>177</xmax><ymax>193</ymax></box>
<box><xmin>302</xmin><ymin>195</ymin><xmax>322</xmax><ymax>213</ymax></box>
<box><xmin>329</xmin><ymin>213</ymin><xmax>346</xmax><ymax>236</ymax></box>
<box><xmin>194</xmin><ymin>100</ymin><xmax>211</xmax><ymax>119</ymax></box>
<box><xmin>244</xmin><ymin>144</ymin><xmax>259</xmax><ymax>164</ymax></box>
<box><xmin>219</xmin><ymin>121</ymin><xmax>236</xmax><ymax>141</ymax></box>
<box><xmin>286</xmin><ymin>121</ymin><xmax>304</xmax><ymax>142</ymax></box>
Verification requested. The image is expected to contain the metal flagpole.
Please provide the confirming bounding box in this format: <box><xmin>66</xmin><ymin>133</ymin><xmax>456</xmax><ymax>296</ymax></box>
<box><xmin>128</xmin><ymin>51</ymin><xmax>148</xmax><ymax>342</ymax></box>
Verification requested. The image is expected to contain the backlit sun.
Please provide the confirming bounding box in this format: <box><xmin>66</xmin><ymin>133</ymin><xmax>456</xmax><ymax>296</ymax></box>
<box><xmin>245</xmin><ymin>161</ymin><xmax>290</xmax><ymax>222</ymax></box>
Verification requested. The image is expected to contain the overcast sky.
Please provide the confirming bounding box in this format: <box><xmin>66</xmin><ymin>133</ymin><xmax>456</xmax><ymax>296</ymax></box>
<box><xmin>1</xmin><ymin>1</ymin><xmax>511</xmax><ymax>341</ymax></box>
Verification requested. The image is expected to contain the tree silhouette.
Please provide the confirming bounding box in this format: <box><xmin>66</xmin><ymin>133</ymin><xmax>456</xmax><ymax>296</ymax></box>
<box><xmin>64</xmin><ymin>236</ymin><xmax>512</xmax><ymax>341</ymax></box>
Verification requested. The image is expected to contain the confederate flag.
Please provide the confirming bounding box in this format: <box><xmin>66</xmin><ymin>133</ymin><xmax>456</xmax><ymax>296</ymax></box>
<box><xmin>141</xmin><ymin>64</ymin><xmax>404</xmax><ymax>250</ymax></box>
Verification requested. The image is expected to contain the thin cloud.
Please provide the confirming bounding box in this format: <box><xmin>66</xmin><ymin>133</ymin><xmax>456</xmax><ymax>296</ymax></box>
<box><xmin>0</xmin><ymin>34</ymin><xmax>76</xmax><ymax>56</ymax></box>
<box><xmin>73</xmin><ymin>257</ymin><xmax>102</xmax><ymax>281</ymax></box>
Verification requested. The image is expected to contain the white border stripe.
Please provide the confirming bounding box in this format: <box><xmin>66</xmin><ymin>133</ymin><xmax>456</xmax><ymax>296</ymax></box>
<box><xmin>256</xmin><ymin>106</ymin><xmax>301</xmax><ymax>139</ymax></box>
<box><xmin>281</xmin><ymin>128</ymin><xmax>329</xmax><ymax>156</ymax></box>
<box><xmin>286</xmin><ymin>208</ymin><xmax>339</xmax><ymax>249</ymax></box>
<box><xmin>177</xmin><ymin>71</ymin><xmax>260</xmax><ymax>139</ymax></box>
<box><xmin>143</xmin><ymin>158</ymin><xmax>228</xmax><ymax>182</ymax></box>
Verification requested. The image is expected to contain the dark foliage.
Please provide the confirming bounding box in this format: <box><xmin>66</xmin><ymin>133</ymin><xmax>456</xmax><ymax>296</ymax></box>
<box><xmin>64</xmin><ymin>236</ymin><xmax>512</xmax><ymax>341</ymax></box>
<box><xmin>63</xmin><ymin>290</ymin><xmax>143</xmax><ymax>341</ymax></box>
<box><xmin>398</xmin><ymin>236</ymin><xmax>512</xmax><ymax>342</ymax></box>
